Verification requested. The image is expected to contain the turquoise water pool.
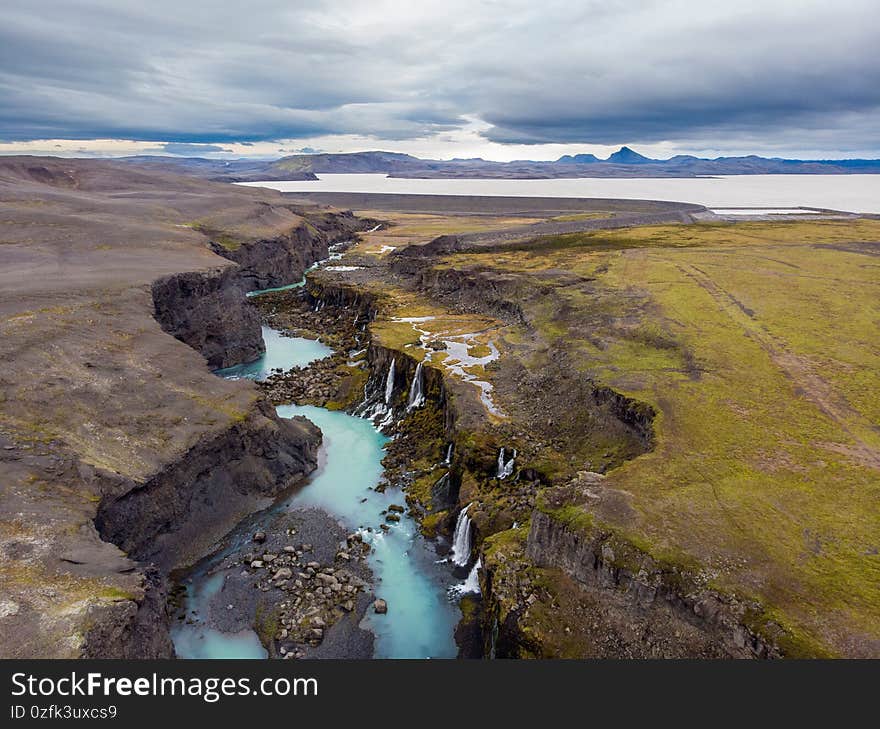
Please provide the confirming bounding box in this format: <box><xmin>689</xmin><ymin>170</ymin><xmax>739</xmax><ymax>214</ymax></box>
<box><xmin>214</xmin><ymin>326</ymin><xmax>332</xmax><ymax>380</ymax></box>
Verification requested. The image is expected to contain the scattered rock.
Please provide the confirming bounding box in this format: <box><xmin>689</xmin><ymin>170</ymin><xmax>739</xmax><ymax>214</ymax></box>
<box><xmin>373</xmin><ymin>598</ymin><xmax>388</xmax><ymax>614</ymax></box>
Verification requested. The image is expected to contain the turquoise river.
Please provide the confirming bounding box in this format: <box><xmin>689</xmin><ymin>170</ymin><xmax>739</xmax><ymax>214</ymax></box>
<box><xmin>172</xmin><ymin>320</ymin><xmax>461</xmax><ymax>659</ymax></box>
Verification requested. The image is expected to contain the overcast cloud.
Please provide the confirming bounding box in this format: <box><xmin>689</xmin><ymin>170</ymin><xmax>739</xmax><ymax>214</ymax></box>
<box><xmin>1</xmin><ymin>0</ymin><xmax>878</xmax><ymax>159</ymax></box>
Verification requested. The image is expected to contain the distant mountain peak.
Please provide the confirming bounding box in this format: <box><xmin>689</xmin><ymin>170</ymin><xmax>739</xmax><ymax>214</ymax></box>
<box><xmin>556</xmin><ymin>153</ymin><xmax>600</xmax><ymax>164</ymax></box>
<box><xmin>606</xmin><ymin>146</ymin><xmax>653</xmax><ymax>164</ymax></box>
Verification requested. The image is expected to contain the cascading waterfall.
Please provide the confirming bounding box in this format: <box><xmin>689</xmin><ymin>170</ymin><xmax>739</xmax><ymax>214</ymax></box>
<box><xmin>384</xmin><ymin>358</ymin><xmax>396</xmax><ymax>405</ymax></box>
<box><xmin>442</xmin><ymin>443</ymin><xmax>453</xmax><ymax>465</ymax></box>
<box><xmin>497</xmin><ymin>447</ymin><xmax>516</xmax><ymax>479</ymax></box>
<box><xmin>352</xmin><ymin>358</ymin><xmax>400</xmax><ymax>432</ymax></box>
<box><xmin>406</xmin><ymin>361</ymin><xmax>426</xmax><ymax>410</ymax></box>
<box><xmin>451</xmin><ymin>503</ymin><xmax>473</xmax><ymax>567</ymax></box>
<box><xmin>448</xmin><ymin>556</ymin><xmax>482</xmax><ymax>597</ymax></box>
<box><xmin>462</xmin><ymin>557</ymin><xmax>481</xmax><ymax>594</ymax></box>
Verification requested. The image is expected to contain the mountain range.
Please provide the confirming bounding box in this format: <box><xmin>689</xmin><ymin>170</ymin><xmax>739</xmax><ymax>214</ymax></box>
<box><xmin>118</xmin><ymin>146</ymin><xmax>880</xmax><ymax>182</ymax></box>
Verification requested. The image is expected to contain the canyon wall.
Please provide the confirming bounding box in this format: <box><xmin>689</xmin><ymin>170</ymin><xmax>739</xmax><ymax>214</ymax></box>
<box><xmin>522</xmin><ymin>508</ymin><xmax>779</xmax><ymax>657</ymax></box>
<box><xmin>152</xmin><ymin>266</ymin><xmax>263</xmax><ymax>369</ymax></box>
<box><xmin>210</xmin><ymin>210</ymin><xmax>365</xmax><ymax>290</ymax></box>
<box><xmin>95</xmin><ymin>401</ymin><xmax>320</xmax><ymax>570</ymax></box>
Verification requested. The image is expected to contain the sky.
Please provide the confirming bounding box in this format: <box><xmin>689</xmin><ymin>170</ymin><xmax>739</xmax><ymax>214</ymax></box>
<box><xmin>1</xmin><ymin>0</ymin><xmax>878</xmax><ymax>161</ymax></box>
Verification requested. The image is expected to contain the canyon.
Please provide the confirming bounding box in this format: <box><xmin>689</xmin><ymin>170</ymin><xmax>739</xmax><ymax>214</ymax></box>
<box><xmin>1</xmin><ymin>157</ymin><xmax>878</xmax><ymax>659</ymax></box>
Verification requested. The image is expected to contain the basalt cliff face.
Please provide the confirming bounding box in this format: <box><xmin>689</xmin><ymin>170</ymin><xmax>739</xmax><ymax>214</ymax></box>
<box><xmin>517</xmin><ymin>507</ymin><xmax>779</xmax><ymax>658</ymax></box>
<box><xmin>95</xmin><ymin>400</ymin><xmax>320</xmax><ymax>570</ymax></box>
<box><xmin>153</xmin><ymin>213</ymin><xmax>370</xmax><ymax>369</ymax></box>
<box><xmin>152</xmin><ymin>266</ymin><xmax>264</xmax><ymax>369</ymax></box>
<box><xmin>210</xmin><ymin>210</ymin><xmax>367</xmax><ymax>290</ymax></box>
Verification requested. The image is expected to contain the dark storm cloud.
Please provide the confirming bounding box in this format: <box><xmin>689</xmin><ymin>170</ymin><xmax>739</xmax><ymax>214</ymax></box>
<box><xmin>1</xmin><ymin>0</ymin><xmax>878</xmax><ymax>153</ymax></box>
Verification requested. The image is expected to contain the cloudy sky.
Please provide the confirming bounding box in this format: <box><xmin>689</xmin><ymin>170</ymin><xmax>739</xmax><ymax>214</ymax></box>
<box><xmin>1</xmin><ymin>0</ymin><xmax>878</xmax><ymax>160</ymax></box>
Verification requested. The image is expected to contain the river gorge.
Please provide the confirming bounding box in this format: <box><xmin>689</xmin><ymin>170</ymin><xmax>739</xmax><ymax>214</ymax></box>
<box><xmin>3</xmin><ymin>156</ymin><xmax>875</xmax><ymax>660</ymax></box>
<box><xmin>172</xmin><ymin>282</ymin><xmax>463</xmax><ymax>659</ymax></box>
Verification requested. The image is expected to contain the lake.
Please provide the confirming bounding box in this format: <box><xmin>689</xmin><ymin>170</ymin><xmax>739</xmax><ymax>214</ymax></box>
<box><xmin>240</xmin><ymin>173</ymin><xmax>880</xmax><ymax>214</ymax></box>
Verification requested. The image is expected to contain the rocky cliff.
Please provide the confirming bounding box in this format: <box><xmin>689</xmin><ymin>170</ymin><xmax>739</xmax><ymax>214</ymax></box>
<box><xmin>153</xmin><ymin>213</ymin><xmax>372</xmax><ymax>370</ymax></box>
<box><xmin>152</xmin><ymin>265</ymin><xmax>264</xmax><ymax>369</ymax></box>
<box><xmin>209</xmin><ymin>210</ymin><xmax>367</xmax><ymax>290</ymax></box>
<box><xmin>516</xmin><ymin>504</ymin><xmax>780</xmax><ymax>658</ymax></box>
<box><xmin>96</xmin><ymin>400</ymin><xmax>320</xmax><ymax>570</ymax></box>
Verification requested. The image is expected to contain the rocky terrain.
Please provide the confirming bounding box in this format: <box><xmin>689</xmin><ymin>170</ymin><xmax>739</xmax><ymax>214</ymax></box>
<box><xmin>293</xmin><ymin>205</ymin><xmax>880</xmax><ymax>658</ymax></box>
<box><xmin>0</xmin><ymin>157</ymin><xmax>367</xmax><ymax>657</ymax></box>
<box><xmin>173</xmin><ymin>508</ymin><xmax>376</xmax><ymax>660</ymax></box>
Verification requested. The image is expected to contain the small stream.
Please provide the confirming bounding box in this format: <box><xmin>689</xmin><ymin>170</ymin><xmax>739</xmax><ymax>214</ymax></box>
<box><xmin>172</xmin><ymin>294</ymin><xmax>461</xmax><ymax>659</ymax></box>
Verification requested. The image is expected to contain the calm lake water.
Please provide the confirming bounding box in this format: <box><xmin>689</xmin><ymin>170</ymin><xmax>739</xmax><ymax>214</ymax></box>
<box><xmin>240</xmin><ymin>173</ymin><xmax>880</xmax><ymax>214</ymax></box>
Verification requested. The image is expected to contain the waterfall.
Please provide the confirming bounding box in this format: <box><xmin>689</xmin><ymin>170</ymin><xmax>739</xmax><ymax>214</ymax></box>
<box><xmin>442</xmin><ymin>443</ymin><xmax>453</xmax><ymax>465</ymax></box>
<box><xmin>352</xmin><ymin>358</ymin><xmax>401</xmax><ymax>432</ymax></box>
<box><xmin>497</xmin><ymin>447</ymin><xmax>516</xmax><ymax>479</ymax></box>
<box><xmin>451</xmin><ymin>503</ymin><xmax>473</xmax><ymax>567</ymax></box>
<box><xmin>448</xmin><ymin>557</ymin><xmax>482</xmax><ymax>597</ymax></box>
<box><xmin>384</xmin><ymin>358</ymin><xmax>396</xmax><ymax>405</ymax></box>
<box><xmin>376</xmin><ymin>408</ymin><xmax>395</xmax><ymax>432</ymax></box>
<box><xmin>406</xmin><ymin>361</ymin><xmax>426</xmax><ymax>410</ymax></box>
<box><xmin>462</xmin><ymin>557</ymin><xmax>481</xmax><ymax>594</ymax></box>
